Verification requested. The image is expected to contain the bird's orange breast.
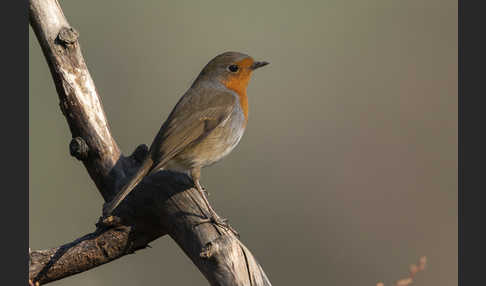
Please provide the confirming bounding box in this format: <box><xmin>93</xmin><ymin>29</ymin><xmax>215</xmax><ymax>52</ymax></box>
<box><xmin>224</xmin><ymin>81</ymin><xmax>248</xmax><ymax>121</ymax></box>
<box><xmin>221</xmin><ymin>58</ymin><xmax>254</xmax><ymax>121</ymax></box>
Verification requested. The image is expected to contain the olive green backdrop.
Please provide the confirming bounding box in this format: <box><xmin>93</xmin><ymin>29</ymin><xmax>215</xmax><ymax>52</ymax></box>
<box><xmin>29</xmin><ymin>1</ymin><xmax>457</xmax><ymax>285</ymax></box>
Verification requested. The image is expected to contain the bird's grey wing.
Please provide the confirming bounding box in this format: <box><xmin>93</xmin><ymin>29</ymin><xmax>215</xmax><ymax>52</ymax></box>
<box><xmin>147</xmin><ymin>88</ymin><xmax>237</xmax><ymax>173</ymax></box>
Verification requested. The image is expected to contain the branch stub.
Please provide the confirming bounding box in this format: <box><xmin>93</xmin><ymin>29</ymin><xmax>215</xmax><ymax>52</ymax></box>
<box><xmin>69</xmin><ymin>137</ymin><xmax>89</xmax><ymax>161</ymax></box>
<box><xmin>57</xmin><ymin>27</ymin><xmax>79</xmax><ymax>46</ymax></box>
<box><xmin>200</xmin><ymin>242</ymin><xmax>213</xmax><ymax>259</ymax></box>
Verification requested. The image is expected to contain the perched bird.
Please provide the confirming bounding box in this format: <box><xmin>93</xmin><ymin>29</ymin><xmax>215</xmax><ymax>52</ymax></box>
<box><xmin>102</xmin><ymin>51</ymin><xmax>268</xmax><ymax>229</ymax></box>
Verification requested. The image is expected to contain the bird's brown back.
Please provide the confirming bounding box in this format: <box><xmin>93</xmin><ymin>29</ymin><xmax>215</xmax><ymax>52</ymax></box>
<box><xmin>148</xmin><ymin>83</ymin><xmax>241</xmax><ymax>173</ymax></box>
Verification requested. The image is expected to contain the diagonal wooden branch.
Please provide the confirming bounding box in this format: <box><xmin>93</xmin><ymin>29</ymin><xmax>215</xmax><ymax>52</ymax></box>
<box><xmin>29</xmin><ymin>0</ymin><xmax>121</xmax><ymax>201</ymax></box>
<box><xmin>28</xmin><ymin>0</ymin><xmax>272</xmax><ymax>285</ymax></box>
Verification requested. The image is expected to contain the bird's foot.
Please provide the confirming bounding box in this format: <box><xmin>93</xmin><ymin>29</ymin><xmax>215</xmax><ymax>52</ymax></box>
<box><xmin>196</xmin><ymin>215</ymin><xmax>239</xmax><ymax>237</ymax></box>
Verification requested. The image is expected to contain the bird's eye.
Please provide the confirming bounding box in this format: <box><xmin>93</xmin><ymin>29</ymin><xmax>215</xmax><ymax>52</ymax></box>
<box><xmin>228</xmin><ymin>64</ymin><xmax>239</xmax><ymax>72</ymax></box>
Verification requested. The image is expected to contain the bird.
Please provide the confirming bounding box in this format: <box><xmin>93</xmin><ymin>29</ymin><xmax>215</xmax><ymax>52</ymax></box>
<box><xmin>102</xmin><ymin>51</ymin><xmax>268</xmax><ymax>230</ymax></box>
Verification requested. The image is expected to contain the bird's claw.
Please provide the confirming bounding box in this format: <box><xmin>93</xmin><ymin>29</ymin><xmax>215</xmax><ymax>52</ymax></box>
<box><xmin>195</xmin><ymin>216</ymin><xmax>239</xmax><ymax>237</ymax></box>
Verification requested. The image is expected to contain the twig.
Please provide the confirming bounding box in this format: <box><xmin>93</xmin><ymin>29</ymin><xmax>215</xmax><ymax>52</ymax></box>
<box><xmin>376</xmin><ymin>256</ymin><xmax>427</xmax><ymax>286</ymax></box>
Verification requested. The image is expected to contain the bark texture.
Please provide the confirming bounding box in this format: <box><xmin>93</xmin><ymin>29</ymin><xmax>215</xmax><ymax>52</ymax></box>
<box><xmin>29</xmin><ymin>0</ymin><xmax>271</xmax><ymax>285</ymax></box>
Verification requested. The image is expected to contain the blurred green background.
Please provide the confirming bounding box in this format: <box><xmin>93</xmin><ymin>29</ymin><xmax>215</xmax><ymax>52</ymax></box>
<box><xmin>29</xmin><ymin>0</ymin><xmax>457</xmax><ymax>285</ymax></box>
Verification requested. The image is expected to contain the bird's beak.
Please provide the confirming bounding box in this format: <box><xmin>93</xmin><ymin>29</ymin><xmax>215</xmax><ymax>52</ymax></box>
<box><xmin>250</xmin><ymin>61</ymin><xmax>269</xmax><ymax>70</ymax></box>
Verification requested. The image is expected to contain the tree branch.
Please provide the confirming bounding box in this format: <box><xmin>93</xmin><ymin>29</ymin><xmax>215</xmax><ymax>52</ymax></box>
<box><xmin>29</xmin><ymin>0</ymin><xmax>121</xmax><ymax>200</ymax></box>
<box><xmin>28</xmin><ymin>0</ymin><xmax>272</xmax><ymax>285</ymax></box>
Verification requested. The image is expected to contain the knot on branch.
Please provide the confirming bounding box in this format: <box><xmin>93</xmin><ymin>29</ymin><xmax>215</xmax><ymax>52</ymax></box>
<box><xmin>69</xmin><ymin>137</ymin><xmax>89</xmax><ymax>161</ymax></box>
<box><xmin>57</xmin><ymin>27</ymin><xmax>79</xmax><ymax>47</ymax></box>
<box><xmin>200</xmin><ymin>235</ymin><xmax>235</xmax><ymax>259</ymax></box>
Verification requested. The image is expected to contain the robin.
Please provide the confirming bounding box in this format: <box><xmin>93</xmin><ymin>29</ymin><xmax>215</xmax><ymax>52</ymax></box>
<box><xmin>102</xmin><ymin>51</ymin><xmax>268</xmax><ymax>230</ymax></box>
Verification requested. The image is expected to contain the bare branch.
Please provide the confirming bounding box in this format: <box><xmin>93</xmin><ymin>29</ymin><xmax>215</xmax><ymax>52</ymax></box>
<box><xmin>29</xmin><ymin>0</ymin><xmax>121</xmax><ymax>200</ymax></box>
<box><xmin>30</xmin><ymin>226</ymin><xmax>137</xmax><ymax>284</ymax></box>
<box><xmin>29</xmin><ymin>0</ymin><xmax>272</xmax><ymax>285</ymax></box>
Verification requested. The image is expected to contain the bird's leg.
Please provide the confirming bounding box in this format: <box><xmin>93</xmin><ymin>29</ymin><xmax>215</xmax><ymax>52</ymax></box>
<box><xmin>190</xmin><ymin>169</ymin><xmax>238</xmax><ymax>236</ymax></box>
<box><xmin>194</xmin><ymin>180</ymin><xmax>239</xmax><ymax>236</ymax></box>
<box><xmin>194</xmin><ymin>179</ymin><xmax>223</xmax><ymax>220</ymax></box>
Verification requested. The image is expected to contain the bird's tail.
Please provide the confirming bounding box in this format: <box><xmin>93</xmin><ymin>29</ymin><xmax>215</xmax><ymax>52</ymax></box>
<box><xmin>102</xmin><ymin>157</ymin><xmax>154</xmax><ymax>216</ymax></box>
